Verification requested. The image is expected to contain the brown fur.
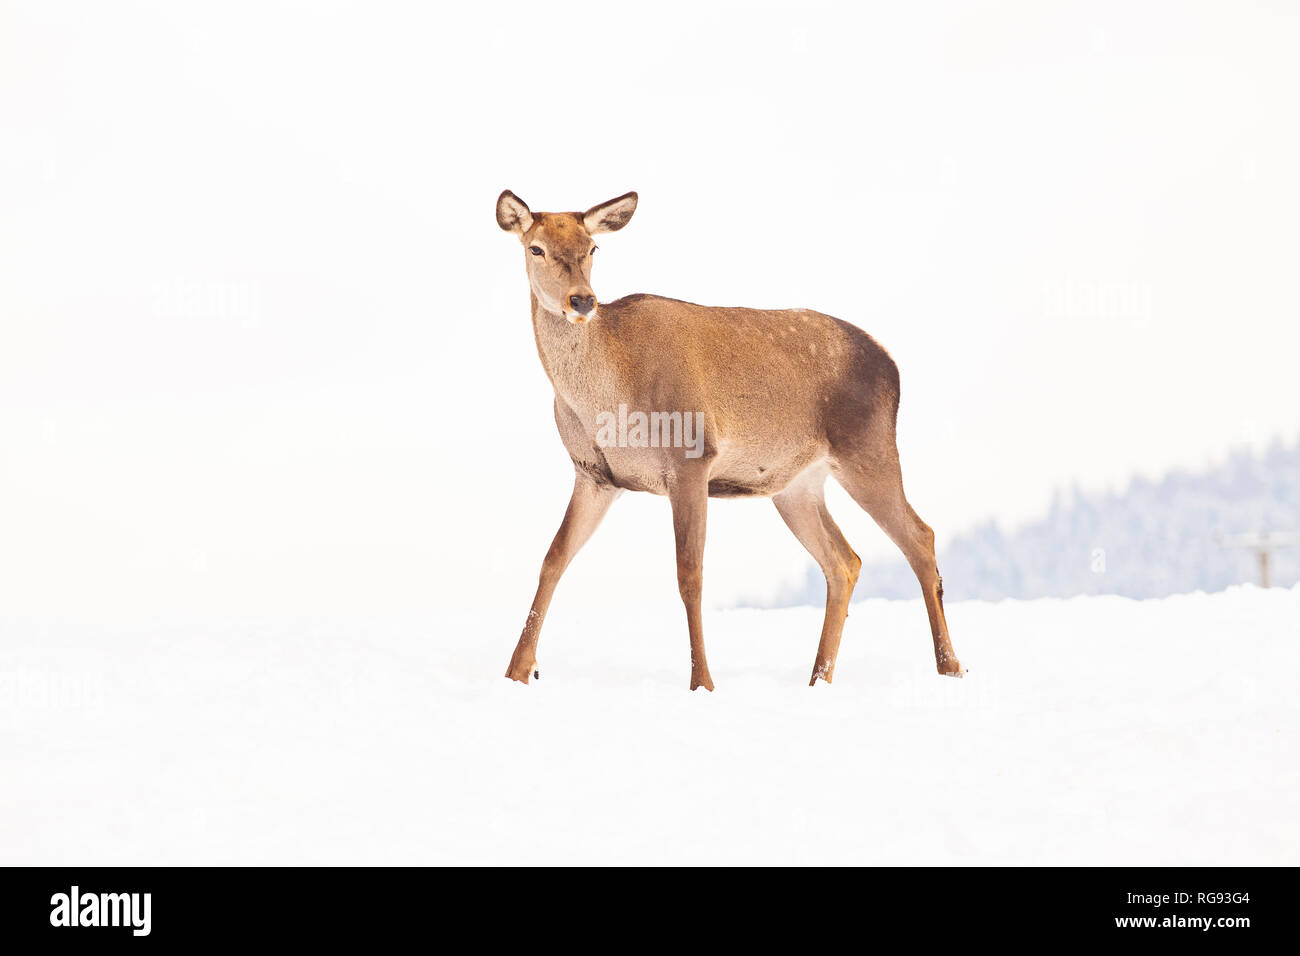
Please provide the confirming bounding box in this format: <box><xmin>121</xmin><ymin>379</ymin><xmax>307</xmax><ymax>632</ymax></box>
<box><xmin>496</xmin><ymin>190</ymin><xmax>962</xmax><ymax>690</ymax></box>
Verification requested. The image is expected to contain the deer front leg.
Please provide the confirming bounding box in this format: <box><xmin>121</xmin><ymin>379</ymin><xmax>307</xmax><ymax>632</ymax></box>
<box><xmin>668</xmin><ymin>468</ymin><xmax>714</xmax><ymax>692</ymax></box>
<box><xmin>505</xmin><ymin>475</ymin><xmax>620</xmax><ymax>684</ymax></box>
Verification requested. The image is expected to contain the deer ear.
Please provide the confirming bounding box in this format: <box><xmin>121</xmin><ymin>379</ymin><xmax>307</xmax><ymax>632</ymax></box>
<box><xmin>583</xmin><ymin>192</ymin><xmax>638</xmax><ymax>234</ymax></box>
<box><xmin>496</xmin><ymin>190</ymin><xmax>533</xmax><ymax>234</ymax></box>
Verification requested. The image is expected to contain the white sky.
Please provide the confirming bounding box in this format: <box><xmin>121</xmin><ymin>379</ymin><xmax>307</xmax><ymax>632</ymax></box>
<box><xmin>2</xmin><ymin>1</ymin><xmax>1297</xmax><ymax>620</ymax></box>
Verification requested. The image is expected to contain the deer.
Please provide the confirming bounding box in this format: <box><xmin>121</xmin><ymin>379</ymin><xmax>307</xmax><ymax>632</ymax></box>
<box><xmin>496</xmin><ymin>189</ymin><xmax>963</xmax><ymax>691</ymax></box>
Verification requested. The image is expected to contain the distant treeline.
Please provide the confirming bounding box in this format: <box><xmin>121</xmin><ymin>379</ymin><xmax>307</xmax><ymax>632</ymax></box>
<box><xmin>775</xmin><ymin>438</ymin><xmax>1300</xmax><ymax>604</ymax></box>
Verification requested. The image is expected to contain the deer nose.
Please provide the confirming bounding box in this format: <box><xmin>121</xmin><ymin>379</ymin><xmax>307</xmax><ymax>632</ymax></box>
<box><xmin>569</xmin><ymin>294</ymin><xmax>596</xmax><ymax>316</ymax></box>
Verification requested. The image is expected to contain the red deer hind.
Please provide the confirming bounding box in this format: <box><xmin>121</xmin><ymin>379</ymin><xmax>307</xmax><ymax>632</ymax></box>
<box><xmin>497</xmin><ymin>189</ymin><xmax>963</xmax><ymax>690</ymax></box>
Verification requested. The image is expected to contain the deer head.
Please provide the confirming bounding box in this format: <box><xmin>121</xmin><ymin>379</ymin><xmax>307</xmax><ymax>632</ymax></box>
<box><xmin>496</xmin><ymin>190</ymin><xmax>638</xmax><ymax>324</ymax></box>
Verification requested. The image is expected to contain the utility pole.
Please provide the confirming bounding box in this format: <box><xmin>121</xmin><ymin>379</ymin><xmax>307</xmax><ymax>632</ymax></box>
<box><xmin>1218</xmin><ymin>531</ymin><xmax>1300</xmax><ymax>588</ymax></box>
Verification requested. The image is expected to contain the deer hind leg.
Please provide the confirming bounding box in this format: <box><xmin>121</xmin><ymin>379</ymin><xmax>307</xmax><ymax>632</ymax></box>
<box><xmin>772</xmin><ymin>471</ymin><xmax>861</xmax><ymax>686</ymax></box>
<box><xmin>831</xmin><ymin>454</ymin><xmax>963</xmax><ymax>677</ymax></box>
<box><xmin>668</xmin><ymin>467</ymin><xmax>714</xmax><ymax>691</ymax></box>
<box><xmin>505</xmin><ymin>474</ymin><xmax>620</xmax><ymax>684</ymax></box>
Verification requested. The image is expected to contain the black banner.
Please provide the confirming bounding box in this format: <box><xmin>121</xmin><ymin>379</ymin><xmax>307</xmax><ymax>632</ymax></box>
<box><xmin>0</xmin><ymin>866</ymin><xmax>1286</xmax><ymax>946</ymax></box>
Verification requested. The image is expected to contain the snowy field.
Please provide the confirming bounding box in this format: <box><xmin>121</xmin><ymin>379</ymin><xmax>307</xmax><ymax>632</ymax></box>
<box><xmin>2</xmin><ymin>585</ymin><xmax>1296</xmax><ymax>866</ymax></box>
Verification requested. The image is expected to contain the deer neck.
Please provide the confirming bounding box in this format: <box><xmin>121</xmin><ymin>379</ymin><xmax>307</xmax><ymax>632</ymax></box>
<box><xmin>529</xmin><ymin>292</ymin><xmax>606</xmax><ymax>409</ymax></box>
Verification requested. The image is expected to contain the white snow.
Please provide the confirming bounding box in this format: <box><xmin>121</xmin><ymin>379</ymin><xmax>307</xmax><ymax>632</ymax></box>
<box><xmin>2</xmin><ymin>585</ymin><xmax>1296</xmax><ymax>865</ymax></box>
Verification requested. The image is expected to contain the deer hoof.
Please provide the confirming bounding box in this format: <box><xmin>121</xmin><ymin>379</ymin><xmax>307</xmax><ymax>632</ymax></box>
<box><xmin>938</xmin><ymin>661</ymin><xmax>965</xmax><ymax>678</ymax></box>
<box><xmin>809</xmin><ymin>662</ymin><xmax>833</xmax><ymax>686</ymax></box>
<box><xmin>504</xmin><ymin>659</ymin><xmax>536</xmax><ymax>683</ymax></box>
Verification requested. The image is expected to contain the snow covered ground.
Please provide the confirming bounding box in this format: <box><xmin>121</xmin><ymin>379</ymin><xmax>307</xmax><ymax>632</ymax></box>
<box><xmin>2</xmin><ymin>585</ymin><xmax>1296</xmax><ymax>866</ymax></box>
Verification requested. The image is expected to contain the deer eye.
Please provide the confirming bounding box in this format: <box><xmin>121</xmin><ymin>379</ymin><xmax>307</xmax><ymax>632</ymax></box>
<box><xmin>590</xmin><ymin>246</ymin><xmax>597</xmax><ymax>255</ymax></box>
<box><xmin>529</xmin><ymin>246</ymin><xmax>544</xmax><ymax>256</ymax></box>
